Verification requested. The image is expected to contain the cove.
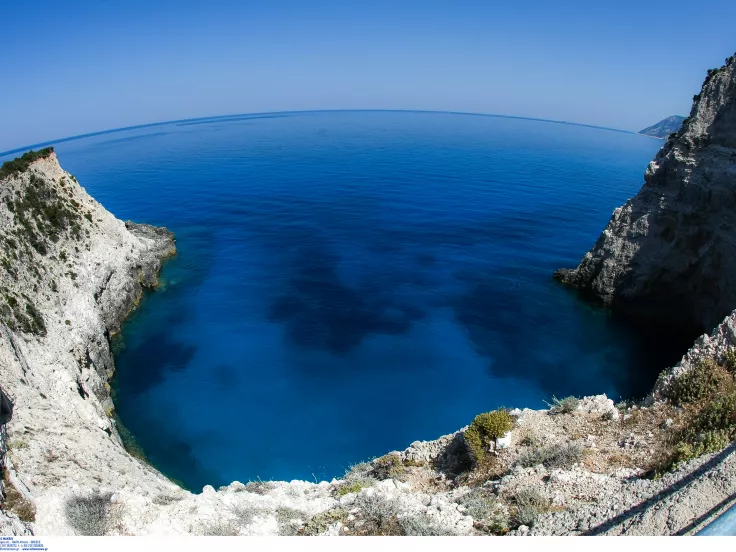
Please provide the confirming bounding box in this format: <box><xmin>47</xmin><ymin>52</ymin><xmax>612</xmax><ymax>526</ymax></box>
<box><xmin>22</xmin><ymin>111</ymin><xmax>696</xmax><ymax>491</ymax></box>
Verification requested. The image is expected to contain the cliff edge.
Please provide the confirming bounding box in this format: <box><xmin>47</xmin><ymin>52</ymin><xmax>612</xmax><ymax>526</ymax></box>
<box><xmin>555</xmin><ymin>54</ymin><xmax>736</xmax><ymax>334</ymax></box>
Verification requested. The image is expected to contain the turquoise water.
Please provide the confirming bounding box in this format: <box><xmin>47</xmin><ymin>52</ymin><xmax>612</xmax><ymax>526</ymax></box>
<box><xmin>2</xmin><ymin>111</ymin><xmax>693</xmax><ymax>490</ymax></box>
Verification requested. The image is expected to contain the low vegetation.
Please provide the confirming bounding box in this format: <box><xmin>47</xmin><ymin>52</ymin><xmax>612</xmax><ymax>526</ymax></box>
<box><xmin>335</xmin><ymin>477</ymin><xmax>373</xmax><ymax>496</ymax></box>
<box><xmin>511</xmin><ymin>487</ymin><xmax>549</xmax><ymax>527</ymax></box>
<box><xmin>347</xmin><ymin>493</ymin><xmax>456</xmax><ymax>536</ymax></box>
<box><xmin>275</xmin><ymin>506</ymin><xmax>305</xmax><ymax>536</ymax></box>
<box><xmin>10</xmin><ymin>173</ymin><xmax>83</xmax><ymax>254</ymax></box>
<box><xmin>368</xmin><ymin>454</ymin><xmax>406</xmax><ymax>481</ymax></box>
<box><xmin>0</xmin><ymin>149</ymin><xmax>93</xmax><ymax>336</ymax></box>
<box><xmin>654</xmin><ymin>354</ymin><xmax>736</xmax><ymax>474</ymax></box>
<box><xmin>0</xmin><ymin>289</ymin><xmax>46</xmax><ymax>336</ymax></box>
<box><xmin>516</xmin><ymin>441</ymin><xmax>584</xmax><ymax>469</ymax></box>
<box><xmin>456</xmin><ymin>488</ymin><xmax>509</xmax><ymax>534</ymax></box>
<box><xmin>64</xmin><ymin>492</ymin><xmax>117</xmax><ymax>536</ymax></box>
<box><xmin>1</xmin><ymin>470</ymin><xmax>36</xmax><ymax>523</ymax></box>
<box><xmin>200</xmin><ymin>520</ymin><xmax>239</xmax><ymax>536</ymax></box>
<box><xmin>300</xmin><ymin>507</ymin><xmax>348</xmax><ymax>536</ymax></box>
<box><xmin>242</xmin><ymin>480</ymin><xmax>275</xmax><ymax>495</ymax></box>
<box><xmin>663</xmin><ymin>359</ymin><xmax>732</xmax><ymax>407</ymax></box>
<box><xmin>547</xmin><ymin>395</ymin><xmax>580</xmax><ymax>414</ymax></box>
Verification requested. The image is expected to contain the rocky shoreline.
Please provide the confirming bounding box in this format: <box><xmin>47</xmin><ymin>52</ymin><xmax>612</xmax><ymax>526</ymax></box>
<box><xmin>2</xmin><ymin>53</ymin><xmax>736</xmax><ymax>536</ymax></box>
<box><xmin>555</xmin><ymin>54</ymin><xmax>736</xmax><ymax>335</ymax></box>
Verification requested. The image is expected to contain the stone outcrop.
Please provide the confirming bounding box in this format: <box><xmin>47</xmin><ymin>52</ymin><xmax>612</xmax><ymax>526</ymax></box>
<box><xmin>555</xmin><ymin>54</ymin><xmax>736</xmax><ymax>334</ymax></box>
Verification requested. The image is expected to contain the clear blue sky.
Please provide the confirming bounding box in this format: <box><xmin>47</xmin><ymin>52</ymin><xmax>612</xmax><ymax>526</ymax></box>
<box><xmin>1</xmin><ymin>0</ymin><xmax>734</xmax><ymax>152</ymax></box>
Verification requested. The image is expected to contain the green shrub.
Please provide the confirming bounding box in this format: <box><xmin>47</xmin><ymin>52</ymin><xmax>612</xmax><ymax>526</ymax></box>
<box><xmin>353</xmin><ymin>493</ymin><xmax>403</xmax><ymax>536</ymax></box>
<box><xmin>692</xmin><ymin>391</ymin><xmax>736</xmax><ymax>434</ymax></box>
<box><xmin>670</xmin><ymin>431</ymin><xmax>731</xmax><ymax>470</ymax></box>
<box><xmin>656</xmin><ymin>383</ymin><xmax>736</xmax><ymax>475</ymax></box>
<box><xmin>724</xmin><ymin>348</ymin><xmax>736</xmax><ymax>374</ymax></box>
<box><xmin>464</xmin><ymin>409</ymin><xmax>514</xmax><ymax>460</ymax></box>
<box><xmin>664</xmin><ymin>360</ymin><xmax>732</xmax><ymax>406</ymax></box>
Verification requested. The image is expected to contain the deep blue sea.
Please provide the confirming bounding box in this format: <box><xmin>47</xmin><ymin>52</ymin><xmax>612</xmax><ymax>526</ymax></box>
<box><xmin>1</xmin><ymin>111</ymin><xmax>694</xmax><ymax>491</ymax></box>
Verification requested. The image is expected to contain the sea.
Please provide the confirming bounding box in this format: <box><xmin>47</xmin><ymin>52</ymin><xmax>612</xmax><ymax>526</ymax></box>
<box><xmin>0</xmin><ymin>110</ymin><xmax>695</xmax><ymax>491</ymax></box>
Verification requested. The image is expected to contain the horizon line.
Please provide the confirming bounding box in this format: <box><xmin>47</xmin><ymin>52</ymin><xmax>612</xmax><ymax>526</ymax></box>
<box><xmin>0</xmin><ymin>108</ymin><xmax>658</xmax><ymax>158</ymax></box>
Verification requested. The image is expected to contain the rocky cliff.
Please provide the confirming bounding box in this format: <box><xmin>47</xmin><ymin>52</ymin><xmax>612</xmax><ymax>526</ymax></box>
<box><xmin>555</xmin><ymin>54</ymin><xmax>736</xmax><ymax>334</ymax></box>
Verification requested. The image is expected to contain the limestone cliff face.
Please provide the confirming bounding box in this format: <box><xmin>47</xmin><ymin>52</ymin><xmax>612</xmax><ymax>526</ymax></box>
<box><xmin>0</xmin><ymin>152</ymin><xmax>180</xmax><ymax>531</ymax></box>
<box><xmin>555</xmin><ymin>54</ymin><xmax>736</xmax><ymax>333</ymax></box>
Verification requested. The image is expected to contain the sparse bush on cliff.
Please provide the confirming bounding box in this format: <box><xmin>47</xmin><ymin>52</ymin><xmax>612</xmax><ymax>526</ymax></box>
<box><xmin>0</xmin><ymin>148</ymin><xmax>54</xmax><ymax>181</ymax></box>
<box><xmin>300</xmin><ymin>506</ymin><xmax>348</xmax><ymax>536</ymax></box>
<box><xmin>12</xmin><ymin>174</ymin><xmax>83</xmax><ymax>253</ymax></box>
<box><xmin>368</xmin><ymin>454</ymin><xmax>406</xmax><ymax>481</ymax></box>
<box><xmin>516</xmin><ymin>441</ymin><xmax>584</xmax><ymax>469</ymax></box>
<box><xmin>0</xmin><ymin>290</ymin><xmax>46</xmax><ymax>337</ymax></box>
<box><xmin>242</xmin><ymin>479</ymin><xmax>275</xmax><ymax>495</ymax></box>
<box><xmin>457</xmin><ymin>452</ymin><xmax>508</xmax><ymax>487</ymax></box>
<box><xmin>547</xmin><ymin>395</ymin><xmax>580</xmax><ymax>414</ymax></box>
<box><xmin>64</xmin><ymin>492</ymin><xmax>117</xmax><ymax>536</ymax></box>
<box><xmin>352</xmin><ymin>493</ymin><xmax>404</xmax><ymax>535</ymax></box>
<box><xmin>512</xmin><ymin>487</ymin><xmax>548</xmax><ymax>527</ymax></box>
<box><xmin>464</xmin><ymin>409</ymin><xmax>514</xmax><ymax>460</ymax></box>
<box><xmin>457</xmin><ymin>488</ymin><xmax>509</xmax><ymax>534</ymax></box>
<box><xmin>275</xmin><ymin>506</ymin><xmax>305</xmax><ymax>536</ymax></box>
<box><xmin>343</xmin><ymin>461</ymin><xmax>372</xmax><ymax>479</ymax></box>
